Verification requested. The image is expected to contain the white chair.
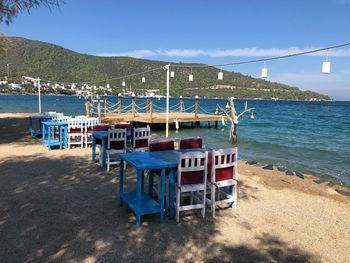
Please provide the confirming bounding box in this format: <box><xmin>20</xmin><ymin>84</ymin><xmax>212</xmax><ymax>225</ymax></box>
<box><xmin>207</xmin><ymin>148</ymin><xmax>238</xmax><ymax>217</ymax></box>
<box><xmin>57</xmin><ymin>116</ymin><xmax>71</xmax><ymax>123</ymax></box>
<box><xmin>52</xmin><ymin>113</ymin><xmax>64</xmax><ymax>122</ymax></box>
<box><xmin>131</xmin><ymin>127</ymin><xmax>150</xmax><ymax>152</ymax></box>
<box><xmin>106</xmin><ymin>128</ymin><xmax>127</xmax><ymax>172</ymax></box>
<box><xmin>175</xmin><ymin>151</ymin><xmax>208</xmax><ymax>222</ymax></box>
<box><xmin>84</xmin><ymin>117</ymin><xmax>99</xmax><ymax>148</ymax></box>
<box><xmin>67</xmin><ymin>118</ymin><xmax>84</xmax><ymax>148</ymax></box>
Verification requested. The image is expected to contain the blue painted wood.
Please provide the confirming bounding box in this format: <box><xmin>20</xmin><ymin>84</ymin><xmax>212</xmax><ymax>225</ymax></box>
<box><xmin>121</xmin><ymin>191</ymin><xmax>162</xmax><ymax>215</ymax></box>
<box><xmin>29</xmin><ymin>116</ymin><xmax>52</xmax><ymax>137</ymax></box>
<box><xmin>92</xmin><ymin>137</ymin><xmax>96</xmax><ymax>162</ymax></box>
<box><xmin>42</xmin><ymin>122</ymin><xmax>68</xmax><ymax>151</ymax></box>
<box><xmin>119</xmin><ymin>158</ymin><xmax>124</xmax><ymax>207</ymax></box>
<box><xmin>91</xmin><ymin>131</ymin><xmax>108</xmax><ymax>169</ymax></box>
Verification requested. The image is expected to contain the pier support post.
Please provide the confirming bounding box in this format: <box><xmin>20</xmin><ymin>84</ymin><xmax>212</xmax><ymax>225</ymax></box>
<box><xmin>146</xmin><ymin>98</ymin><xmax>149</xmax><ymax>114</ymax></box>
<box><xmin>104</xmin><ymin>95</ymin><xmax>107</xmax><ymax>116</ymax></box>
<box><xmin>195</xmin><ymin>95</ymin><xmax>199</xmax><ymax>118</ymax></box>
<box><xmin>118</xmin><ymin>94</ymin><xmax>122</xmax><ymax>114</ymax></box>
<box><xmin>97</xmin><ymin>95</ymin><xmax>101</xmax><ymax>122</ymax></box>
<box><xmin>85</xmin><ymin>100</ymin><xmax>89</xmax><ymax>117</ymax></box>
<box><xmin>149</xmin><ymin>96</ymin><xmax>153</xmax><ymax>123</ymax></box>
<box><xmin>132</xmin><ymin>95</ymin><xmax>136</xmax><ymax>118</ymax></box>
<box><xmin>179</xmin><ymin>96</ymin><xmax>183</xmax><ymax>112</ymax></box>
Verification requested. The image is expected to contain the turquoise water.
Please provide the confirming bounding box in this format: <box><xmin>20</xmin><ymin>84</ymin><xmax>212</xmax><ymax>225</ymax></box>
<box><xmin>1</xmin><ymin>94</ymin><xmax>349</xmax><ymax>186</ymax></box>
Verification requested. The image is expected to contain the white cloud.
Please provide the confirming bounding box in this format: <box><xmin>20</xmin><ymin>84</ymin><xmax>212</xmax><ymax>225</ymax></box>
<box><xmin>95</xmin><ymin>47</ymin><xmax>350</xmax><ymax>58</ymax></box>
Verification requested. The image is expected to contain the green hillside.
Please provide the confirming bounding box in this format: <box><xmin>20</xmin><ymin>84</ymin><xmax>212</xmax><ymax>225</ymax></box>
<box><xmin>0</xmin><ymin>36</ymin><xmax>330</xmax><ymax>100</ymax></box>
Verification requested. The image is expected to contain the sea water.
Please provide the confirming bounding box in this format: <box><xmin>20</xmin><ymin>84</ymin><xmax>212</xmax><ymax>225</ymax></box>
<box><xmin>1</xmin><ymin>94</ymin><xmax>349</xmax><ymax>186</ymax></box>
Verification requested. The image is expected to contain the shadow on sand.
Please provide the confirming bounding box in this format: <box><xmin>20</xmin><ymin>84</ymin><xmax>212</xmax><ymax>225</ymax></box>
<box><xmin>0</xmin><ymin>153</ymin><xmax>320</xmax><ymax>262</ymax></box>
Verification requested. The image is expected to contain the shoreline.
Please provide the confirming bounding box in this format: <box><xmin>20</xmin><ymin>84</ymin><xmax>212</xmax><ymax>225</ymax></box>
<box><xmin>0</xmin><ymin>112</ymin><xmax>349</xmax><ymax>191</ymax></box>
<box><xmin>0</xmin><ymin>93</ymin><xmax>334</xmax><ymax>102</ymax></box>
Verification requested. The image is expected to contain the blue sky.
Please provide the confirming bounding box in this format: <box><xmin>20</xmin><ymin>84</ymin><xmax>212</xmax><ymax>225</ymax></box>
<box><xmin>1</xmin><ymin>0</ymin><xmax>350</xmax><ymax>99</ymax></box>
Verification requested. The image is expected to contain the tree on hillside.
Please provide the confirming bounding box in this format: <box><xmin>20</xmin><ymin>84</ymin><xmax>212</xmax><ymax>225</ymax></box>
<box><xmin>0</xmin><ymin>0</ymin><xmax>62</xmax><ymax>24</ymax></box>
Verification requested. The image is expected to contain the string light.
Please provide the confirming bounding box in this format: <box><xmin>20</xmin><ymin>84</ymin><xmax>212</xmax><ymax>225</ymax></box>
<box><xmin>189</xmin><ymin>68</ymin><xmax>193</xmax><ymax>81</ymax></box>
<box><xmin>218</xmin><ymin>69</ymin><xmax>224</xmax><ymax>80</ymax></box>
<box><xmin>142</xmin><ymin>74</ymin><xmax>146</xmax><ymax>83</ymax></box>
<box><xmin>122</xmin><ymin>80</ymin><xmax>126</xmax><ymax>87</ymax></box>
<box><xmin>261</xmin><ymin>61</ymin><xmax>268</xmax><ymax>78</ymax></box>
<box><xmin>170</xmin><ymin>70</ymin><xmax>175</xmax><ymax>78</ymax></box>
<box><xmin>322</xmin><ymin>49</ymin><xmax>331</xmax><ymax>74</ymax></box>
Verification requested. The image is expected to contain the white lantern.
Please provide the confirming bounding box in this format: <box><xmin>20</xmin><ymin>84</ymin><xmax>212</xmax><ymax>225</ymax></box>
<box><xmin>189</xmin><ymin>74</ymin><xmax>193</xmax><ymax>81</ymax></box>
<box><xmin>221</xmin><ymin>116</ymin><xmax>225</xmax><ymax>126</ymax></box>
<box><xmin>218</xmin><ymin>71</ymin><xmax>224</xmax><ymax>80</ymax></box>
<box><xmin>170</xmin><ymin>71</ymin><xmax>175</xmax><ymax>78</ymax></box>
<box><xmin>322</xmin><ymin>61</ymin><xmax>331</xmax><ymax>74</ymax></box>
<box><xmin>122</xmin><ymin>81</ymin><xmax>126</xmax><ymax>87</ymax></box>
<box><xmin>261</xmin><ymin>67</ymin><xmax>268</xmax><ymax>78</ymax></box>
<box><xmin>142</xmin><ymin>76</ymin><xmax>146</xmax><ymax>83</ymax></box>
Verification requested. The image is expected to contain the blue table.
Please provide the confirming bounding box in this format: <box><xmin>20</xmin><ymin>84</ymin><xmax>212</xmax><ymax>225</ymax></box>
<box><xmin>119</xmin><ymin>148</ymin><xmax>210</xmax><ymax>226</ymax></box>
<box><xmin>42</xmin><ymin>121</ymin><xmax>68</xmax><ymax>150</ymax></box>
<box><xmin>91</xmin><ymin>131</ymin><xmax>108</xmax><ymax>170</ymax></box>
<box><xmin>29</xmin><ymin>116</ymin><xmax>52</xmax><ymax>137</ymax></box>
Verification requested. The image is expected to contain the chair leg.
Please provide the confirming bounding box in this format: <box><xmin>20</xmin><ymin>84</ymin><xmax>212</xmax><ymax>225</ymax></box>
<box><xmin>176</xmin><ymin>189</ymin><xmax>180</xmax><ymax>223</ymax></box>
<box><xmin>211</xmin><ymin>185</ymin><xmax>216</xmax><ymax>218</ymax></box>
<box><xmin>190</xmin><ymin>192</ymin><xmax>193</xmax><ymax>205</ymax></box>
<box><xmin>202</xmin><ymin>188</ymin><xmax>206</xmax><ymax>218</ymax></box>
<box><xmin>107</xmin><ymin>153</ymin><xmax>110</xmax><ymax>172</ymax></box>
<box><xmin>232</xmin><ymin>184</ymin><xmax>237</xmax><ymax>212</ymax></box>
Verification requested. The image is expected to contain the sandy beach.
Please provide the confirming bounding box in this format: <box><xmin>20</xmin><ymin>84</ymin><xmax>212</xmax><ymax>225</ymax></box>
<box><xmin>0</xmin><ymin>113</ymin><xmax>349</xmax><ymax>262</ymax></box>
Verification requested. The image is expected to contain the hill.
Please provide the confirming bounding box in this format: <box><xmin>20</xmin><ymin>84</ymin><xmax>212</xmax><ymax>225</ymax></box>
<box><xmin>0</xmin><ymin>36</ymin><xmax>330</xmax><ymax>100</ymax></box>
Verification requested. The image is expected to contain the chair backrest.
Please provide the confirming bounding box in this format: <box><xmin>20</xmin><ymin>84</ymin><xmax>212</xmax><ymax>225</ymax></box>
<box><xmin>85</xmin><ymin>118</ymin><xmax>99</xmax><ymax>132</ymax></box>
<box><xmin>52</xmin><ymin>113</ymin><xmax>64</xmax><ymax>121</ymax></box>
<box><xmin>179</xmin><ymin>137</ymin><xmax>203</xmax><ymax>149</ymax></box>
<box><xmin>132</xmin><ymin>127</ymin><xmax>150</xmax><ymax>149</ymax></box>
<box><xmin>108</xmin><ymin>128</ymin><xmax>127</xmax><ymax>150</ymax></box>
<box><xmin>178</xmin><ymin>151</ymin><xmax>208</xmax><ymax>185</ymax></box>
<box><xmin>68</xmin><ymin>118</ymin><xmax>83</xmax><ymax>132</ymax></box>
<box><xmin>211</xmin><ymin>147</ymin><xmax>238</xmax><ymax>183</ymax></box>
<box><xmin>149</xmin><ymin>139</ymin><xmax>175</xmax><ymax>152</ymax></box>
<box><xmin>92</xmin><ymin>124</ymin><xmax>111</xmax><ymax>131</ymax></box>
<box><xmin>58</xmin><ymin>116</ymin><xmax>71</xmax><ymax>123</ymax></box>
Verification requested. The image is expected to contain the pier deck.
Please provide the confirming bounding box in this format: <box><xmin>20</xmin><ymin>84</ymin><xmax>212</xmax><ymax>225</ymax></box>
<box><xmin>103</xmin><ymin>112</ymin><xmax>226</xmax><ymax>124</ymax></box>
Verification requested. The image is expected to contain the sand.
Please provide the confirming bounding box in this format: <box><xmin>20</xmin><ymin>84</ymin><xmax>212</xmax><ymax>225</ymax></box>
<box><xmin>0</xmin><ymin>113</ymin><xmax>349</xmax><ymax>263</ymax></box>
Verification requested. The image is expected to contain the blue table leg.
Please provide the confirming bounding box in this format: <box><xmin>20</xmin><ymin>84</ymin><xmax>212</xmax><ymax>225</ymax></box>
<box><xmin>119</xmin><ymin>159</ymin><xmax>124</xmax><ymax>207</ymax></box>
<box><xmin>136</xmin><ymin>169</ymin><xmax>143</xmax><ymax>226</ymax></box>
<box><xmin>101</xmin><ymin>138</ymin><xmax>107</xmax><ymax>170</ymax></box>
<box><xmin>29</xmin><ymin>117</ymin><xmax>33</xmax><ymax>136</ymax></box>
<box><xmin>169</xmin><ymin>168</ymin><xmax>175</xmax><ymax>219</ymax></box>
<box><xmin>92</xmin><ymin>136</ymin><xmax>96</xmax><ymax>162</ymax></box>
<box><xmin>42</xmin><ymin>124</ymin><xmax>45</xmax><ymax>145</ymax></box>
<box><xmin>141</xmin><ymin>171</ymin><xmax>144</xmax><ymax>192</ymax></box>
<box><xmin>59</xmin><ymin>126</ymin><xmax>63</xmax><ymax>150</ymax></box>
<box><xmin>148</xmin><ymin>171</ymin><xmax>154</xmax><ymax>196</ymax></box>
<box><xmin>48</xmin><ymin>126</ymin><xmax>51</xmax><ymax>151</ymax></box>
<box><xmin>160</xmin><ymin>168</ymin><xmax>165</xmax><ymax>223</ymax></box>
<box><xmin>64</xmin><ymin>125</ymin><xmax>68</xmax><ymax>149</ymax></box>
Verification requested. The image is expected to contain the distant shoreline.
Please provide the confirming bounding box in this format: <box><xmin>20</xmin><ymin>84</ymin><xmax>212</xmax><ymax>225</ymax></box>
<box><xmin>0</xmin><ymin>93</ymin><xmax>334</xmax><ymax>102</ymax></box>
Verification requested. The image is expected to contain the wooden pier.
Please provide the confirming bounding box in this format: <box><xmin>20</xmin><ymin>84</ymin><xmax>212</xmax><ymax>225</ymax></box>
<box><xmin>102</xmin><ymin>112</ymin><xmax>227</xmax><ymax>125</ymax></box>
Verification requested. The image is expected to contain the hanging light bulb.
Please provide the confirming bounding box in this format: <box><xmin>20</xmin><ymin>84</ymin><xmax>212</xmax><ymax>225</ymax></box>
<box><xmin>170</xmin><ymin>70</ymin><xmax>175</xmax><ymax>78</ymax></box>
<box><xmin>122</xmin><ymin>80</ymin><xmax>126</xmax><ymax>87</ymax></box>
<box><xmin>106</xmin><ymin>83</ymin><xmax>110</xmax><ymax>89</ymax></box>
<box><xmin>261</xmin><ymin>61</ymin><xmax>268</xmax><ymax>78</ymax></box>
<box><xmin>218</xmin><ymin>70</ymin><xmax>224</xmax><ymax>80</ymax></box>
<box><xmin>322</xmin><ymin>49</ymin><xmax>331</xmax><ymax>74</ymax></box>
<box><xmin>142</xmin><ymin>74</ymin><xmax>146</xmax><ymax>83</ymax></box>
<box><xmin>189</xmin><ymin>68</ymin><xmax>193</xmax><ymax>81</ymax></box>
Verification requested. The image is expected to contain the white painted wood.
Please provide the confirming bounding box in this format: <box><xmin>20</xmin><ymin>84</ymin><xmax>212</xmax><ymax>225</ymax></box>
<box><xmin>131</xmin><ymin>127</ymin><xmax>150</xmax><ymax>152</ymax></box>
<box><xmin>106</xmin><ymin>128</ymin><xmax>127</xmax><ymax>172</ymax></box>
<box><xmin>208</xmin><ymin>147</ymin><xmax>238</xmax><ymax>217</ymax></box>
<box><xmin>175</xmin><ymin>151</ymin><xmax>208</xmax><ymax>222</ymax></box>
<box><xmin>67</xmin><ymin>118</ymin><xmax>84</xmax><ymax>148</ymax></box>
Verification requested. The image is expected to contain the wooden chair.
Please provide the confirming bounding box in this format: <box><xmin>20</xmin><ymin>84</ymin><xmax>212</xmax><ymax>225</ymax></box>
<box><xmin>131</xmin><ymin>127</ymin><xmax>150</xmax><ymax>152</ymax></box>
<box><xmin>149</xmin><ymin>139</ymin><xmax>175</xmax><ymax>204</ymax></box>
<box><xmin>175</xmin><ymin>151</ymin><xmax>208</xmax><ymax>222</ymax></box>
<box><xmin>67</xmin><ymin>118</ymin><xmax>84</xmax><ymax>148</ymax></box>
<box><xmin>92</xmin><ymin>124</ymin><xmax>111</xmax><ymax>163</ymax></box>
<box><xmin>179</xmin><ymin>137</ymin><xmax>203</xmax><ymax>149</ymax></box>
<box><xmin>106</xmin><ymin>128</ymin><xmax>127</xmax><ymax>172</ymax></box>
<box><xmin>84</xmin><ymin>117</ymin><xmax>99</xmax><ymax>148</ymax></box>
<box><xmin>207</xmin><ymin>147</ymin><xmax>238</xmax><ymax>217</ymax></box>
